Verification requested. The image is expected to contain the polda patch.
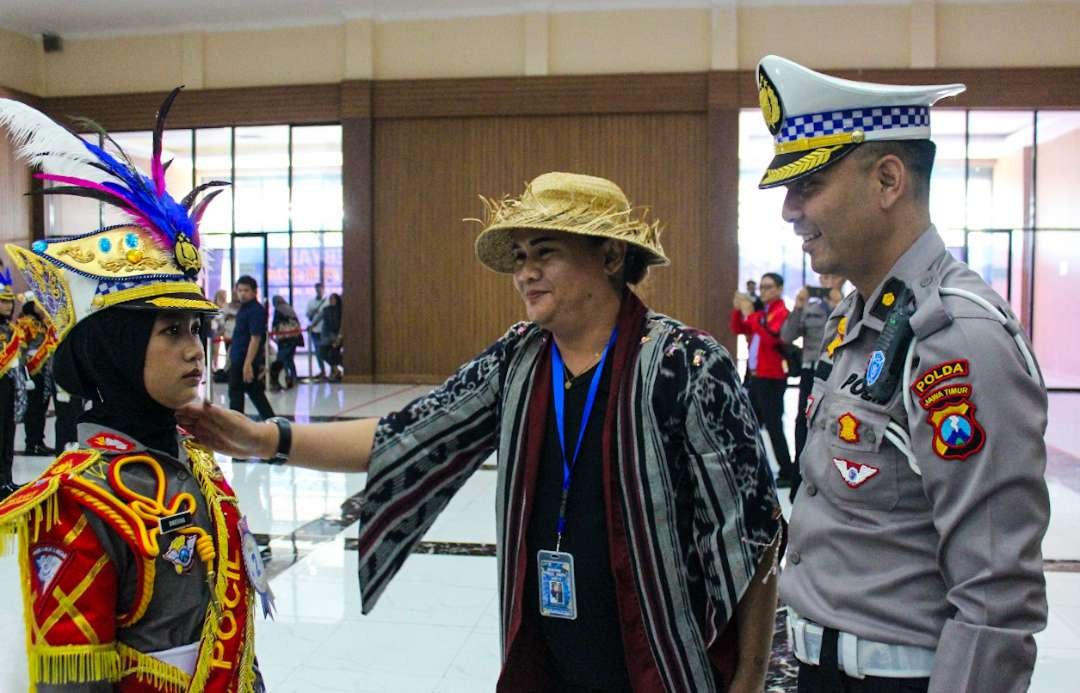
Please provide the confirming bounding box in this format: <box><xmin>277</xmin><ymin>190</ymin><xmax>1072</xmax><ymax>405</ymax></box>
<box><xmin>833</xmin><ymin>458</ymin><xmax>880</xmax><ymax>488</ymax></box>
<box><xmin>925</xmin><ymin>388</ymin><xmax>985</xmax><ymax>460</ymax></box>
<box><xmin>910</xmin><ymin>359</ymin><xmax>969</xmax><ymax>397</ymax></box>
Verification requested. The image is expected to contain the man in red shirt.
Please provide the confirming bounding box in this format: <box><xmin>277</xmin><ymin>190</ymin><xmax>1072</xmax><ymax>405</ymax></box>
<box><xmin>731</xmin><ymin>272</ymin><xmax>794</xmax><ymax>485</ymax></box>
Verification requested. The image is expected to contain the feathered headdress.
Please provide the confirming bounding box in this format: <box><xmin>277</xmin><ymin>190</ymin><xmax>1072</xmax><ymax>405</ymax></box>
<box><xmin>0</xmin><ymin>88</ymin><xmax>222</xmax><ymax>341</ymax></box>
<box><xmin>0</xmin><ymin>87</ymin><xmax>226</xmax><ymax>278</ymax></box>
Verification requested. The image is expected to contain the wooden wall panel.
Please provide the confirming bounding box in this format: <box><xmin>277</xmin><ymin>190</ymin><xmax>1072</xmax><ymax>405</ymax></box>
<box><xmin>374</xmin><ymin>73</ymin><xmax>707</xmax><ymax>118</ymax></box>
<box><xmin>341</xmin><ymin>116</ymin><xmax>375</xmax><ymax>381</ymax></box>
<box><xmin>42</xmin><ymin>84</ymin><xmax>343</xmax><ymax>131</ymax></box>
<box><xmin>373</xmin><ymin>113</ymin><xmax>708</xmax><ymax>382</ymax></box>
<box><xmin>0</xmin><ymin>131</ymin><xmax>32</xmax><ymax>248</ymax></box>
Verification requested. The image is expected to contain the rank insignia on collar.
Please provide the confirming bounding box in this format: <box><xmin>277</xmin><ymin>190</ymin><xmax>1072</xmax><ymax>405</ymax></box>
<box><xmin>163</xmin><ymin>534</ymin><xmax>197</xmax><ymax>574</ymax></box>
<box><xmin>871</xmin><ymin>278</ymin><xmax>907</xmax><ymax>321</ymax></box>
<box><xmin>833</xmin><ymin>458</ymin><xmax>879</xmax><ymax>488</ymax></box>
<box><xmin>87</xmin><ymin>432</ymin><xmax>137</xmax><ymax>453</ymax></box>
<box><xmin>31</xmin><ymin>545</ymin><xmax>69</xmax><ymax>592</ymax></box>
<box><xmin>837</xmin><ymin>412</ymin><xmax>861</xmax><ymax>443</ymax></box>
<box><xmin>925</xmin><ymin>389</ymin><xmax>985</xmax><ymax>460</ymax></box>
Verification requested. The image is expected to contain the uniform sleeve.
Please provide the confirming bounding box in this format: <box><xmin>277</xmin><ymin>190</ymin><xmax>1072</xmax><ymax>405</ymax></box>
<box><xmin>780</xmin><ymin>307</ymin><xmax>804</xmax><ymax>345</ymax></box>
<box><xmin>681</xmin><ymin>335</ymin><xmax>780</xmax><ymax>631</ymax></box>
<box><xmin>356</xmin><ymin>325</ymin><xmax>519</xmax><ymax>611</ymax></box>
<box><xmin>24</xmin><ymin>498</ymin><xmax>122</xmax><ymax>690</ymax></box>
<box><xmin>907</xmin><ymin>318</ymin><xmax>1049</xmax><ymax>693</ymax></box>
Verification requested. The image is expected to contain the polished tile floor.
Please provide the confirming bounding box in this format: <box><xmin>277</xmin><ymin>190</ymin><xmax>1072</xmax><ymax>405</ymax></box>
<box><xmin>1</xmin><ymin>382</ymin><xmax>1077</xmax><ymax>692</ymax></box>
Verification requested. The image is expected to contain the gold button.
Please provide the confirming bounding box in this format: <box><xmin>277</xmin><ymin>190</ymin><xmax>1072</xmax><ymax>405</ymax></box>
<box><xmin>91</xmin><ymin>296</ymin><xmax>104</xmax><ymax>308</ymax></box>
<box><xmin>851</xmin><ymin>130</ymin><xmax>865</xmax><ymax>143</ymax></box>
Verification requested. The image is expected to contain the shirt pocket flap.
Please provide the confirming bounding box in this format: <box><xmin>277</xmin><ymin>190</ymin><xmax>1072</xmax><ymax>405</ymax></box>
<box><xmin>825</xmin><ymin>401</ymin><xmax>890</xmax><ymax>454</ymax></box>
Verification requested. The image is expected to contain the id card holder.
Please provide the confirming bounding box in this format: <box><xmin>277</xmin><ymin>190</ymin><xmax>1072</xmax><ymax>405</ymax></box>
<box><xmin>537</xmin><ymin>550</ymin><xmax>577</xmax><ymax>620</ymax></box>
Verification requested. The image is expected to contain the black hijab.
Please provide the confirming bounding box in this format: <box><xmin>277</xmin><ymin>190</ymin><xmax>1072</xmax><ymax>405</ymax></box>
<box><xmin>53</xmin><ymin>308</ymin><xmax>180</xmax><ymax>458</ymax></box>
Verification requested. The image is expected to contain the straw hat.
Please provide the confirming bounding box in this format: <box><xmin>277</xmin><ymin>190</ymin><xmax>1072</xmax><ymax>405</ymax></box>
<box><xmin>472</xmin><ymin>172</ymin><xmax>669</xmax><ymax>273</ymax></box>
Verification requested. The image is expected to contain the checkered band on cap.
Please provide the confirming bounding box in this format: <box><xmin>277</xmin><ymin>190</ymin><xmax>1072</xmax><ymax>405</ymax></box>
<box><xmin>775</xmin><ymin>106</ymin><xmax>929</xmax><ymax>144</ymax></box>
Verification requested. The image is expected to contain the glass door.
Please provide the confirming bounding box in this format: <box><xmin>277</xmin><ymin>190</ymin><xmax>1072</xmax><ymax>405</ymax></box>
<box><xmin>233</xmin><ymin>233</ymin><xmax>268</xmax><ymax>296</ymax></box>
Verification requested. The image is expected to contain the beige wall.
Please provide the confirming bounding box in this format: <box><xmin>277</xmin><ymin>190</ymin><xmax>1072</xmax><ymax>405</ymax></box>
<box><xmin>549</xmin><ymin>9</ymin><xmax>711</xmax><ymax>74</ymax></box>
<box><xmin>3</xmin><ymin>1</ymin><xmax>1080</xmax><ymax>97</ymax></box>
<box><xmin>937</xmin><ymin>2</ymin><xmax>1080</xmax><ymax>68</ymax></box>
<box><xmin>0</xmin><ymin>28</ymin><xmax>43</xmax><ymax>94</ymax></box>
<box><xmin>374</xmin><ymin>15</ymin><xmax>525</xmax><ymax>79</ymax></box>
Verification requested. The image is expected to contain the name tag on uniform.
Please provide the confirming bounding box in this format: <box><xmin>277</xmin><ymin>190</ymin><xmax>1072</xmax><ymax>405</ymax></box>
<box><xmin>537</xmin><ymin>550</ymin><xmax>577</xmax><ymax>620</ymax></box>
<box><xmin>158</xmin><ymin>511</ymin><xmax>194</xmax><ymax>534</ymax></box>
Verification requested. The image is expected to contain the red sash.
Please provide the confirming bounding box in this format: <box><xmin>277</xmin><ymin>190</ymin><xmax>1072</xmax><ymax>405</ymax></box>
<box><xmin>0</xmin><ymin>328</ymin><xmax>21</xmax><ymax>379</ymax></box>
<box><xmin>186</xmin><ymin>449</ymin><xmax>255</xmax><ymax>693</ymax></box>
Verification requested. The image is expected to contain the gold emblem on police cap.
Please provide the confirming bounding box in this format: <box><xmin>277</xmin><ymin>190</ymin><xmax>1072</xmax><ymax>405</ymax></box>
<box><xmin>173</xmin><ymin>233</ymin><xmax>201</xmax><ymax>277</ymax></box>
<box><xmin>758</xmin><ymin>70</ymin><xmax>784</xmax><ymax>135</ymax></box>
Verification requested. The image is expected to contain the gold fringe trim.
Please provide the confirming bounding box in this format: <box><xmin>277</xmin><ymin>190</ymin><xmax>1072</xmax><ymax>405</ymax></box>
<box><xmin>28</xmin><ymin>644</ymin><xmax>122</xmax><ymax>685</ymax></box>
<box><xmin>117</xmin><ymin>642</ymin><xmax>190</xmax><ymax>693</ymax></box>
<box><xmin>17</xmin><ymin>521</ymin><xmax>36</xmax><ymax>692</ymax></box>
<box><xmin>0</xmin><ymin>524</ymin><xmax>17</xmax><ymax>557</ymax></box>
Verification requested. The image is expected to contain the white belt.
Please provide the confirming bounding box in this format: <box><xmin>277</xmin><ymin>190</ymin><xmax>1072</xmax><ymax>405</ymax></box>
<box><xmin>786</xmin><ymin>607</ymin><xmax>936</xmax><ymax>679</ymax></box>
<box><xmin>148</xmin><ymin>641</ymin><xmax>200</xmax><ymax>676</ymax></box>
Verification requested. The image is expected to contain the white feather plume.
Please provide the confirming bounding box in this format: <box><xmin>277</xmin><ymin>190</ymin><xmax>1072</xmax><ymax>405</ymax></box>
<box><xmin>0</xmin><ymin>98</ymin><xmax>111</xmax><ymax>184</ymax></box>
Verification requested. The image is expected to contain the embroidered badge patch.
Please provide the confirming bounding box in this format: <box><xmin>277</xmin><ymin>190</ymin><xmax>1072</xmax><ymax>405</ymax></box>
<box><xmin>86</xmin><ymin>432</ymin><xmax>136</xmax><ymax>453</ymax></box>
<box><xmin>162</xmin><ymin>534</ymin><xmax>197</xmax><ymax>574</ymax></box>
<box><xmin>31</xmin><ymin>545</ymin><xmax>69</xmax><ymax>592</ymax></box>
<box><xmin>837</xmin><ymin>412</ymin><xmax>861</xmax><ymax>443</ymax></box>
<box><xmin>833</xmin><ymin>458</ymin><xmax>880</xmax><ymax>488</ymax></box>
<box><xmin>926</xmin><ymin>389</ymin><xmax>985</xmax><ymax>460</ymax></box>
<box><xmin>865</xmin><ymin>350</ymin><xmax>886</xmax><ymax>387</ymax></box>
<box><xmin>911</xmin><ymin>359</ymin><xmax>969</xmax><ymax>397</ymax></box>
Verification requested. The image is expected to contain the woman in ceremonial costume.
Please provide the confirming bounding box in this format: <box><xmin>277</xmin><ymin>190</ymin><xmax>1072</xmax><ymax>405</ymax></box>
<box><xmin>0</xmin><ymin>90</ymin><xmax>267</xmax><ymax>692</ymax></box>
<box><xmin>0</xmin><ymin>269</ymin><xmax>24</xmax><ymax>499</ymax></box>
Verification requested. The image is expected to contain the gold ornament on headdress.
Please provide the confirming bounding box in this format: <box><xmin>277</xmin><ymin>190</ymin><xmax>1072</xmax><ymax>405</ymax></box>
<box><xmin>173</xmin><ymin>233</ymin><xmax>201</xmax><ymax>277</ymax></box>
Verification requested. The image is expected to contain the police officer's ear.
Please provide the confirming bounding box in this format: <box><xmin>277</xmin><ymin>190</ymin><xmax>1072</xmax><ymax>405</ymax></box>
<box><xmin>872</xmin><ymin>154</ymin><xmax>908</xmax><ymax>211</ymax></box>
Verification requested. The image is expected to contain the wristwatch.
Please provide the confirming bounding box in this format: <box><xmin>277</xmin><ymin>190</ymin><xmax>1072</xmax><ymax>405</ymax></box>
<box><xmin>266</xmin><ymin>416</ymin><xmax>292</xmax><ymax>461</ymax></box>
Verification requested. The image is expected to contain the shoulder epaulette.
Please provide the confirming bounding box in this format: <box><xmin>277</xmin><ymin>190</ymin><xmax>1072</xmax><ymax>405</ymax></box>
<box><xmin>0</xmin><ymin>449</ymin><xmax>101</xmax><ymax>554</ymax></box>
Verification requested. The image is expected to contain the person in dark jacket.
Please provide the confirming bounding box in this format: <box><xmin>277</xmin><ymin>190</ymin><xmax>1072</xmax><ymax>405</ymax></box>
<box><xmin>318</xmin><ymin>293</ymin><xmax>343</xmax><ymax>381</ymax></box>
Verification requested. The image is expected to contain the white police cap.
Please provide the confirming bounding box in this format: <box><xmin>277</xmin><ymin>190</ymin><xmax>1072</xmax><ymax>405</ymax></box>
<box><xmin>757</xmin><ymin>55</ymin><xmax>965</xmax><ymax>189</ymax></box>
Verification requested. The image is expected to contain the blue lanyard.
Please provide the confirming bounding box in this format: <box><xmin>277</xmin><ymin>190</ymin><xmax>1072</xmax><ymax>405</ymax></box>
<box><xmin>549</xmin><ymin>328</ymin><xmax>617</xmax><ymax>550</ymax></box>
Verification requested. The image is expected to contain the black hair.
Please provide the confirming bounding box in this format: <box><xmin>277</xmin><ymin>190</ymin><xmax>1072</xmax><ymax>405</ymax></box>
<box><xmin>854</xmin><ymin>140</ymin><xmax>936</xmax><ymax>201</ymax></box>
<box><xmin>761</xmin><ymin>272</ymin><xmax>784</xmax><ymax>288</ymax></box>
<box><xmin>236</xmin><ymin>275</ymin><xmax>258</xmax><ymax>291</ymax></box>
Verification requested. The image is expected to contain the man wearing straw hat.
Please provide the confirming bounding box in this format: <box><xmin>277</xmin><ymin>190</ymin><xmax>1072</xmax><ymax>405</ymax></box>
<box><xmin>755</xmin><ymin>55</ymin><xmax>1049</xmax><ymax>692</ymax></box>
<box><xmin>180</xmin><ymin>172</ymin><xmax>782</xmax><ymax>691</ymax></box>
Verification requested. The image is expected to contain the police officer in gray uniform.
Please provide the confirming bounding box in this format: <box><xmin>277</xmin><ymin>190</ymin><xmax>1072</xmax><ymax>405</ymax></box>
<box><xmin>755</xmin><ymin>55</ymin><xmax>1050</xmax><ymax>693</ymax></box>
